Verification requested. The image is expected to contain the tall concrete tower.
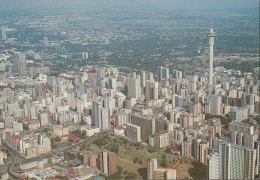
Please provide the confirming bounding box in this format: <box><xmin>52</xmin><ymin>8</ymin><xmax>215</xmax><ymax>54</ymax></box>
<box><xmin>208</xmin><ymin>23</ymin><xmax>215</xmax><ymax>86</ymax></box>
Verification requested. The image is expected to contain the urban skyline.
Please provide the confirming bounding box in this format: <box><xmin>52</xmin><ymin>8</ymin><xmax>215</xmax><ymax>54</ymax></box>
<box><xmin>0</xmin><ymin>1</ymin><xmax>259</xmax><ymax>180</ymax></box>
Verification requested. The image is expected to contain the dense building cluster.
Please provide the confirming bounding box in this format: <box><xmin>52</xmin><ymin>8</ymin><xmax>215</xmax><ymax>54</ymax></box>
<box><xmin>0</xmin><ymin>11</ymin><xmax>259</xmax><ymax>180</ymax></box>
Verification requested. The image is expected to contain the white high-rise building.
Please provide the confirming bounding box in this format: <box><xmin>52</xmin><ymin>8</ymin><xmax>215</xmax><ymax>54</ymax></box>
<box><xmin>145</xmin><ymin>80</ymin><xmax>158</xmax><ymax>100</ymax></box>
<box><xmin>208</xmin><ymin>23</ymin><xmax>215</xmax><ymax>86</ymax></box>
<box><xmin>43</xmin><ymin>37</ymin><xmax>49</xmax><ymax>47</ymax></box>
<box><xmin>157</xmin><ymin>66</ymin><xmax>169</xmax><ymax>82</ymax></box>
<box><xmin>207</xmin><ymin>152</ymin><xmax>221</xmax><ymax>179</ymax></box>
<box><xmin>128</xmin><ymin>77</ymin><xmax>141</xmax><ymax>99</ymax></box>
<box><xmin>230</xmin><ymin>121</ymin><xmax>257</xmax><ymax>148</ymax></box>
<box><xmin>13</xmin><ymin>52</ymin><xmax>27</xmax><ymax>75</ymax></box>
<box><xmin>207</xmin><ymin>140</ymin><xmax>257</xmax><ymax>179</ymax></box>
<box><xmin>208</xmin><ymin>94</ymin><xmax>222</xmax><ymax>115</ymax></box>
<box><xmin>93</xmin><ymin>101</ymin><xmax>102</xmax><ymax>129</ymax></box>
<box><xmin>1</xmin><ymin>26</ymin><xmax>6</xmax><ymax>41</ymax></box>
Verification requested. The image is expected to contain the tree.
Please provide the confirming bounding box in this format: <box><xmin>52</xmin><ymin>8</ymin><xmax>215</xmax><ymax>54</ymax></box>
<box><xmin>215</xmin><ymin>132</ymin><xmax>220</xmax><ymax>138</ymax></box>
<box><xmin>106</xmin><ymin>172</ymin><xmax>122</xmax><ymax>180</ymax></box>
<box><xmin>133</xmin><ymin>157</ymin><xmax>139</xmax><ymax>164</ymax></box>
<box><xmin>125</xmin><ymin>172</ymin><xmax>137</xmax><ymax>180</ymax></box>
<box><xmin>134</xmin><ymin>142</ymin><xmax>141</xmax><ymax>146</ymax></box>
<box><xmin>23</xmin><ymin>123</ymin><xmax>29</xmax><ymax>131</ymax></box>
<box><xmin>117</xmin><ymin>166</ymin><xmax>123</xmax><ymax>174</ymax></box>
<box><xmin>165</xmin><ymin>147</ymin><xmax>172</xmax><ymax>154</ymax></box>
<box><xmin>109</xmin><ymin>144</ymin><xmax>119</xmax><ymax>153</ymax></box>
<box><xmin>148</xmin><ymin>147</ymin><xmax>156</xmax><ymax>153</ymax></box>
<box><xmin>160</xmin><ymin>154</ymin><xmax>168</xmax><ymax>168</ymax></box>
<box><xmin>55</xmin><ymin>136</ymin><xmax>61</xmax><ymax>142</ymax></box>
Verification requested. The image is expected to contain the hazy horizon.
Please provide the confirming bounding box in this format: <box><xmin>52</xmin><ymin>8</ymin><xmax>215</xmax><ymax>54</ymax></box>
<box><xmin>0</xmin><ymin>0</ymin><xmax>259</xmax><ymax>12</ymax></box>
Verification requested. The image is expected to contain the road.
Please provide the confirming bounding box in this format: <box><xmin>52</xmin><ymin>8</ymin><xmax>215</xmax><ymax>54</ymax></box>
<box><xmin>2</xmin><ymin>135</ymin><xmax>96</xmax><ymax>179</ymax></box>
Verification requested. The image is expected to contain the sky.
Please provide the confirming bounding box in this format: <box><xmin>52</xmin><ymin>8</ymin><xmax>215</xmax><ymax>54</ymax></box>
<box><xmin>0</xmin><ymin>0</ymin><xmax>259</xmax><ymax>12</ymax></box>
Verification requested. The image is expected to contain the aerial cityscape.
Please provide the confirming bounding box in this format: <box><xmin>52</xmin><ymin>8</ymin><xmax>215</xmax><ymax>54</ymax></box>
<box><xmin>0</xmin><ymin>0</ymin><xmax>259</xmax><ymax>179</ymax></box>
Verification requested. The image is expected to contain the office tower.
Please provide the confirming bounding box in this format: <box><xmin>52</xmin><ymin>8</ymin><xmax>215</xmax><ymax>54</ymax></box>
<box><xmin>189</xmin><ymin>102</ymin><xmax>201</xmax><ymax>114</ymax></box>
<box><xmin>0</xmin><ymin>151</ymin><xmax>3</xmax><ymax>165</ymax></box>
<box><xmin>126</xmin><ymin>123</ymin><xmax>141</xmax><ymax>142</ymax></box>
<box><xmin>173</xmin><ymin>70</ymin><xmax>182</xmax><ymax>79</ymax></box>
<box><xmin>207</xmin><ymin>118</ymin><xmax>222</xmax><ymax>137</ymax></box>
<box><xmin>182</xmin><ymin>141</ymin><xmax>192</xmax><ymax>158</ymax></box>
<box><xmin>1</xmin><ymin>26</ymin><xmax>6</xmax><ymax>40</ymax></box>
<box><xmin>208</xmin><ymin>94</ymin><xmax>222</xmax><ymax>115</ymax></box>
<box><xmin>208</xmin><ymin>23</ymin><xmax>215</xmax><ymax>86</ymax></box>
<box><xmin>108</xmin><ymin>77</ymin><xmax>117</xmax><ymax>89</ymax></box>
<box><xmin>82</xmin><ymin>52</ymin><xmax>89</xmax><ymax>59</ymax></box>
<box><xmin>101</xmin><ymin>108</ymin><xmax>110</xmax><ymax>130</ymax></box>
<box><xmin>13</xmin><ymin>52</ymin><xmax>27</xmax><ymax>75</ymax></box>
<box><xmin>93</xmin><ymin>101</ymin><xmax>102</xmax><ymax>129</ymax></box>
<box><xmin>175</xmin><ymin>95</ymin><xmax>183</xmax><ymax>108</ymax></box>
<box><xmin>149</xmin><ymin>131</ymin><xmax>170</xmax><ymax>148</ymax></box>
<box><xmin>128</xmin><ymin>77</ymin><xmax>141</xmax><ymax>99</ymax></box>
<box><xmin>93</xmin><ymin>101</ymin><xmax>110</xmax><ymax>130</ymax></box>
<box><xmin>147</xmin><ymin>158</ymin><xmax>176</xmax><ymax>180</ymax></box>
<box><xmin>145</xmin><ymin>80</ymin><xmax>158</xmax><ymax>100</ymax></box>
<box><xmin>147</xmin><ymin>158</ymin><xmax>158</xmax><ymax>180</ymax></box>
<box><xmin>130</xmin><ymin>113</ymin><xmax>168</xmax><ymax>142</ymax></box>
<box><xmin>157</xmin><ymin>66</ymin><xmax>169</xmax><ymax>82</ymax></box>
<box><xmin>130</xmin><ymin>113</ymin><xmax>155</xmax><ymax>141</ymax></box>
<box><xmin>207</xmin><ymin>152</ymin><xmax>221</xmax><ymax>179</ymax></box>
<box><xmin>230</xmin><ymin>121</ymin><xmax>257</xmax><ymax>148</ymax></box>
<box><xmin>207</xmin><ymin>140</ymin><xmax>257</xmax><ymax>179</ymax></box>
<box><xmin>100</xmin><ymin>151</ymin><xmax>116</xmax><ymax>174</ymax></box>
<box><xmin>230</xmin><ymin>106</ymin><xmax>248</xmax><ymax>122</ymax></box>
<box><xmin>43</xmin><ymin>37</ymin><xmax>49</xmax><ymax>47</ymax></box>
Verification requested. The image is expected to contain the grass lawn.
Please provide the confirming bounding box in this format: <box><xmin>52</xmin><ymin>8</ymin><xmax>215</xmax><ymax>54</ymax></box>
<box><xmin>82</xmin><ymin>133</ymin><xmax>207</xmax><ymax>179</ymax></box>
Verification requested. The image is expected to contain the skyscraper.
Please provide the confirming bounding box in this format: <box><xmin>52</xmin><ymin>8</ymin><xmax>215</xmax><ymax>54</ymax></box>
<box><xmin>208</xmin><ymin>23</ymin><xmax>215</xmax><ymax>86</ymax></box>
<box><xmin>145</xmin><ymin>80</ymin><xmax>158</xmax><ymax>100</ymax></box>
<box><xmin>1</xmin><ymin>26</ymin><xmax>6</xmax><ymax>41</ymax></box>
<box><xmin>128</xmin><ymin>76</ymin><xmax>141</xmax><ymax>99</ymax></box>
<box><xmin>100</xmin><ymin>151</ymin><xmax>116</xmax><ymax>174</ymax></box>
<box><xmin>93</xmin><ymin>101</ymin><xmax>102</xmax><ymax>129</ymax></box>
<box><xmin>13</xmin><ymin>52</ymin><xmax>27</xmax><ymax>75</ymax></box>
<box><xmin>207</xmin><ymin>140</ymin><xmax>257</xmax><ymax>179</ymax></box>
<box><xmin>147</xmin><ymin>158</ymin><xmax>176</xmax><ymax>180</ymax></box>
<box><xmin>43</xmin><ymin>37</ymin><xmax>49</xmax><ymax>47</ymax></box>
<box><xmin>208</xmin><ymin>94</ymin><xmax>222</xmax><ymax>115</ymax></box>
<box><xmin>157</xmin><ymin>66</ymin><xmax>169</xmax><ymax>82</ymax></box>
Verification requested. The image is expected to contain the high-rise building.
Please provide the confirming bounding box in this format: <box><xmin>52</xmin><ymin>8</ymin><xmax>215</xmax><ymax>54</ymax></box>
<box><xmin>1</xmin><ymin>26</ymin><xmax>6</xmax><ymax>41</ymax></box>
<box><xmin>149</xmin><ymin>131</ymin><xmax>170</xmax><ymax>148</ymax></box>
<box><xmin>157</xmin><ymin>66</ymin><xmax>169</xmax><ymax>82</ymax></box>
<box><xmin>207</xmin><ymin>140</ymin><xmax>257</xmax><ymax>179</ymax></box>
<box><xmin>182</xmin><ymin>141</ymin><xmax>192</xmax><ymax>158</ymax></box>
<box><xmin>13</xmin><ymin>52</ymin><xmax>27</xmax><ymax>75</ymax></box>
<box><xmin>93</xmin><ymin>101</ymin><xmax>111</xmax><ymax>130</ymax></box>
<box><xmin>126</xmin><ymin>123</ymin><xmax>141</xmax><ymax>142</ymax></box>
<box><xmin>130</xmin><ymin>113</ymin><xmax>168</xmax><ymax>142</ymax></box>
<box><xmin>230</xmin><ymin>121</ymin><xmax>257</xmax><ymax>148</ymax></box>
<box><xmin>100</xmin><ymin>151</ymin><xmax>116</xmax><ymax>174</ymax></box>
<box><xmin>207</xmin><ymin>152</ymin><xmax>221</xmax><ymax>179</ymax></box>
<box><xmin>101</xmin><ymin>108</ymin><xmax>110</xmax><ymax>130</ymax></box>
<box><xmin>147</xmin><ymin>158</ymin><xmax>176</xmax><ymax>180</ymax></box>
<box><xmin>208</xmin><ymin>94</ymin><xmax>222</xmax><ymax>115</ymax></box>
<box><xmin>128</xmin><ymin>77</ymin><xmax>141</xmax><ymax>99</ymax></box>
<box><xmin>43</xmin><ymin>37</ymin><xmax>49</xmax><ymax>47</ymax></box>
<box><xmin>208</xmin><ymin>23</ymin><xmax>215</xmax><ymax>86</ymax></box>
<box><xmin>230</xmin><ymin>106</ymin><xmax>248</xmax><ymax>122</ymax></box>
<box><xmin>145</xmin><ymin>80</ymin><xmax>158</xmax><ymax>100</ymax></box>
<box><xmin>207</xmin><ymin>118</ymin><xmax>222</xmax><ymax>138</ymax></box>
<box><xmin>93</xmin><ymin>101</ymin><xmax>102</xmax><ymax>129</ymax></box>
